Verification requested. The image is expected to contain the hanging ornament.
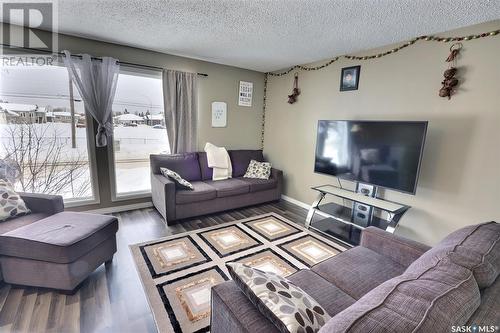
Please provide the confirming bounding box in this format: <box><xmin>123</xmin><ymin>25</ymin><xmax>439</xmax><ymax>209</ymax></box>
<box><xmin>439</xmin><ymin>43</ymin><xmax>462</xmax><ymax>100</ymax></box>
<box><xmin>287</xmin><ymin>73</ymin><xmax>300</xmax><ymax>104</ymax></box>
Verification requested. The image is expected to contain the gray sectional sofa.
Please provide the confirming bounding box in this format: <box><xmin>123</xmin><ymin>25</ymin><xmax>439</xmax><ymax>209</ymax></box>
<box><xmin>150</xmin><ymin>150</ymin><xmax>283</xmax><ymax>223</ymax></box>
<box><xmin>212</xmin><ymin>222</ymin><xmax>500</xmax><ymax>332</ymax></box>
<box><xmin>0</xmin><ymin>192</ymin><xmax>64</xmax><ymax>281</ymax></box>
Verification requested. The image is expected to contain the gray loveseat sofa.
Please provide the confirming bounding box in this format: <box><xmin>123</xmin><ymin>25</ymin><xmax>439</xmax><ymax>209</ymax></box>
<box><xmin>150</xmin><ymin>150</ymin><xmax>283</xmax><ymax>223</ymax></box>
<box><xmin>212</xmin><ymin>222</ymin><xmax>500</xmax><ymax>332</ymax></box>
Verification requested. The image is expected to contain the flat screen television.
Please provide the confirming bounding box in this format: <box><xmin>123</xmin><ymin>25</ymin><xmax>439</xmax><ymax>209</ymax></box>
<box><xmin>314</xmin><ymin>120</ymin><xmax>428</xmax><ymax>194</ymax></box>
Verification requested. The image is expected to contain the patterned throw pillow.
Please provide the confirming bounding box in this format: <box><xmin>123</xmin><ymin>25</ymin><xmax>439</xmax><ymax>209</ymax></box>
<box><xmin>0</xmin><ymin>179</ymin><xmax>30</xmax><ymax>222</ymax></box>
<box><xmin>244</xmin><ymin>159</ymin><xmax>272</xmax><ymax>180</ymax></box>
<box><xmin>227</xmin><ymin>263</ymin><xmax>331</xmax><ymax>333</ymax></box>
<box><xmin>160</xmin><ymin>167</ymin><xmax>194</xmax><ymax>190</ymax></box>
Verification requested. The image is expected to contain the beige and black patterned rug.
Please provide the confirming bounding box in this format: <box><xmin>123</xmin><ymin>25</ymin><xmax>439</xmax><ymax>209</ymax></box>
<box><xmin>130</xmin><ymin>213</ymin><xmax>346</xmax><ymax>333</ymax></box>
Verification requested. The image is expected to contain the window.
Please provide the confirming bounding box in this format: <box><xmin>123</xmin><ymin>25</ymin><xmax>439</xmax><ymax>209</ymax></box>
<box><xmin>0</xmin><ymin>64</ymin><xmax>96</xmax><ymax>202</ymax></box>
<box><xmin>110</xmin><ymin>68</ymin><xmax>169</xmax><ymax>197</ymax></box>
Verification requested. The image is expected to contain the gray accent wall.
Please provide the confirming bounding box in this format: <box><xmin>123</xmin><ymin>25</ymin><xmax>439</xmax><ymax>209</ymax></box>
<box><xmin>263</xmin><ymin>20</ymin><xmax>500</xmax><ymax>245</ymax></box>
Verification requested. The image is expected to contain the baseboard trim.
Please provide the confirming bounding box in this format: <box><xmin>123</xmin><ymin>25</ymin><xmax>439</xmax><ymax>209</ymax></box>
<box><xmin>281</xmin><ymin>194</ymin><xmax>311</xmax><ymax>210</ymax></box>
<box><xmin>85</xmin><ymin>201</ymin><xmax>154</xmax><ymax>214</ymax></box>
<box><xmin>280</xmin><ymin>194</ymin><xmax>330</xmax><ymax>218</ymax></box>
<box><xmin>86</xmin><ymin>196</ymin><xmax>320</xmax><ymax>216</ymax></box>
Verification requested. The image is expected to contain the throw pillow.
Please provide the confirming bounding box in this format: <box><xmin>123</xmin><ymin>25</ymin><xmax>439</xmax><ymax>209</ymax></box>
<box><xmin>227</xmin><ymin>262</ymin><xmax>331</xmax><ymax>333</ymax></box>
<box><xmin>244</xmin><ymin>160</ymin><xmax>272</xmax><ymax>180</ymax></box>
<box><xmin>160</xmin><ymin>167</ymin><xmax>194</xmax><ymax>190</ymax></box>
<box><xmin>0</xmin><ymin>179</ymin><xmax>30</xmax><ymax>222</ymax></box>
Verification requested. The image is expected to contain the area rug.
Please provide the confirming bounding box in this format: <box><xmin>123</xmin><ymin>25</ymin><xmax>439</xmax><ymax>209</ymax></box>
<box><xmin>130</xmin><ymin>212</ymin><xmax>346</xmax><ymax>333</ymax></box>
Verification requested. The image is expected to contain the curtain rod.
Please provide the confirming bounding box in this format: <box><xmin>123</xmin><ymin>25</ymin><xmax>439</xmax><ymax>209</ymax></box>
<box><xmin>0</xmin><ymin>44</ymin><xmax>209</xmax><ymax>77</ymax></box>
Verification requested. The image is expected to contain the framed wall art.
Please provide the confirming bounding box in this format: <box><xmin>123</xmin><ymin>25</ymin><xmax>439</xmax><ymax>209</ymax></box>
<box><xmin>340</xmin><ymin>65</ymin><xmax>361</xmax><ymax>91</ymax></box>
<box><xmin>238</xmin><ymin>81</ymin><xmax>253</xmax><ymax>106</ymax></box>
<box><xmin>211</xmin><ymin>102</ymin><xmax>227</xmax><ymax>127</ymax></box>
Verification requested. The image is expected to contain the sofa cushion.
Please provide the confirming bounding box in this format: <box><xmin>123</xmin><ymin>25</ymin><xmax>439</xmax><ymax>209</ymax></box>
<box><xmin>319</xmin><ymin>257</ymin><xmax>481</xmax><ymax>333</ymax></box>
<box><xmin>197</xmin><ymin>152</ymin><xmax>213</xmax><ymax>180</ymax></box>
<box><xmin>288</xmin><ymin>269</ymin><xmax>356</xmax><ymax>317</ymax></box>
<box><xmin>227</xmin><ymin>263</ymin><xmax>331</xmax><ymax>333</ymax></box>
<box><xmin>175</xmin><ymin>181</ymin><xmax>217</xmax><ymax>204</ymax></box>
<box><xmin>150</xmin><ymin>153</ymin><xmax>201</xmax><ymax>181</ymax></box>
<box><xmin>238</xmin><ymin>176</ymin><xmax>278</xmax><ymax>192</ymax></box>
<box><xmin>203</xmin><ymin>179</ymin><xmax>250</xmax><ymax>198</ymax></box>
<box><xmin>0</xmin><ymin>213</ymin><xmax>49</xmax><ymax>235</ymax></box>
<box><xmin>229</xmin><ymin>150</ymin><xmax>264</xmax><ymax>177</ymax></box>
<box><xmin>312</xmin><ymin>246</ymin><xmax>406</xmax><ymax>299</ymax></box>
<box><xmin>360</xmin><ymin>226</ymin><xmax>431</xmax><ymax>267</ymax></box>
<box><xmin>407</xmin><ymin>222</ymin><xmax>500</xmax><ymax>289</ymax></box>
<box><xmin>0</xmin><ymin>212</ymin><xmax>118</xmax><ymax>264</ymax></box>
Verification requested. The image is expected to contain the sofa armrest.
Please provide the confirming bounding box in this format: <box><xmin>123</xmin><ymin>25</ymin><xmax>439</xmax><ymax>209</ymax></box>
<box><xmin>19</xmin><ymin>192</ymin><xmax>64</xmax><ymax>215</ymax></box>
<box><xmin>361</xmin><ymin>227</ymin><xmax>431</xmax><ymax>267</ymax></box>
<box><xmin>271</xmin><ymin>167</ymin><xmax>283</xmax><ymax>180</ymax></box>
<box><xmin>211</xmin><ymin>281</ymin><xmax>279</xmax><ymax>333</ymax></box>
<box><xmin>151</xmin><ymin>173</ymin><xmax>176</xmax><ymax>223</ymax></box>
<box><xmin>271</xmin><ymin>168</ymin><xmax>283</xmax><ymax>195</ymax></box>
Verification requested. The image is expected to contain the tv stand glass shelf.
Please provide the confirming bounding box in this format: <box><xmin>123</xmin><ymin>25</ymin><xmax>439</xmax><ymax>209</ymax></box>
<box><xmin>306</xmin><ymin>184</ymin><xmax>410</xmax><ymax>246</ymax></box>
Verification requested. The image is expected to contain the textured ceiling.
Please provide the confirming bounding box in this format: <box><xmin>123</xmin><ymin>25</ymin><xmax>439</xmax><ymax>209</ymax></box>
<box><xmin>21</xmin><ymin>1</ymin><xmax>500</xmax><ymax>71</ymax></box>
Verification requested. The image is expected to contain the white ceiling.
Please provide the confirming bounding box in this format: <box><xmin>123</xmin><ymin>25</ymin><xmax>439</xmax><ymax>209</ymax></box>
<box><xmin>20</xmin><ymin>1</ymin><xmax>500</xmax><ymax>71</ymax></box>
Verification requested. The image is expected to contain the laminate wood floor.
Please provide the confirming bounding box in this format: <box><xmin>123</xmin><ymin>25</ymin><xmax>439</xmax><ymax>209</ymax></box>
<box><xmin>0</xmin><ymin>200</ymin><xmax>310</xmax><ymax>333</ymax></box>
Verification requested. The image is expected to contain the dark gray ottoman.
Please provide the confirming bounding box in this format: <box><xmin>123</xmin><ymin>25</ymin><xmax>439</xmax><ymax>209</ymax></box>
<box><xmin>0</xmin><ymin>211</ymin><xmax>118</xmax><ymax>292</ymax></box>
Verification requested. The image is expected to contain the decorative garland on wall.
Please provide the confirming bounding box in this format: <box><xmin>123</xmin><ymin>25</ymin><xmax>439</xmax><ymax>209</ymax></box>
<box><xmin>260</xmin><ymin>29</ymin><xmax>500</xmax><ymax>149</ymax></box>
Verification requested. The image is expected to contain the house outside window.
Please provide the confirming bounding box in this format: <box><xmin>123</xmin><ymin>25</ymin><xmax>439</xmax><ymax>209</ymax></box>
<box><xmin>0</xmin><ymin>64</ymin><xmax>97</xmax><ymax>203</ymax></box>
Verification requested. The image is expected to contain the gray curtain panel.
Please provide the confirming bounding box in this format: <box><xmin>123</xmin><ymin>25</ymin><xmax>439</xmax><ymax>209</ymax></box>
<box><xmin>162</xmin><ymin>70</ymin><xmax>198</xmax><ymax>153</ymax></box>
<box><xmin>63</xmin><ymin>50</ymin><xmax>120</xmax><ymax>147</ymax></box>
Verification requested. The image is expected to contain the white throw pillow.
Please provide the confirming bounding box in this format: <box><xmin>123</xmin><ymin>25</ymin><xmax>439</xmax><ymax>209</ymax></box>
<box><xmin>160</xmin><ymin>167</ymin><xmax>194</xmax><ymax>190</ymax></box>
<box><xmin>244</xmin><ymin>160</ymin><xmax>272</xmax><ymax>180</ymax></box>
<box><xmin>0</xmin><ymin>179</ymin><xmax>30</xmax><ymax>221</ymax></box>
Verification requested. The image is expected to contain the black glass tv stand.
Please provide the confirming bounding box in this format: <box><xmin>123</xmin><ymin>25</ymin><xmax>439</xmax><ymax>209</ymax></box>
<box><xmin>305</xmin><ymin>184</ymin><xmax>410</xmax><ymax>246</ymax></box>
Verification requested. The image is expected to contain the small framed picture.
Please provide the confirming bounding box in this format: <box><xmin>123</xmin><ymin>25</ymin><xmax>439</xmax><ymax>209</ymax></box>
<box><xmin>211</xmin><ymin>102</ymin><xmax>227</xmax><ymax>127</ymax></box>
<box><xmin>238</xmin><ymin>81</ymin><xmax>253</xmax><ymax>107</ymax></box>
<box><xmin>340</xmin><ymin>65</ymin><xmax>361</xmax><ymax>91</ymax></box>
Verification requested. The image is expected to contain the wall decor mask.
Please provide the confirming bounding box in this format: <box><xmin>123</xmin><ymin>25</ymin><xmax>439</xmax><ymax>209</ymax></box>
<box><xmin>287</xmin><ymin>73</ymin><xmax>300</xmax><ymax>104</ymax></box>
<box><xmin>439</xmin><ymin>43</ymin><xmax>462</xmax><ymax>100</ymax></box>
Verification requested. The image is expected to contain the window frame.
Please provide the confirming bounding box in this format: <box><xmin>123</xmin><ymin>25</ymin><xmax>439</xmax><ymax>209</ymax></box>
<box><xmin>64</xmin><ymin>112</ymin><xmax>101</xmax><ymax>207</ymax></box>
<box><xmin>0</xmin><ymin>60</ymin><xmax>100</xmax><ymax>207</ymax></box>
<box><xmin>108</xmin><ymin>148</ymin><xmax>152</xmax><ymax>202</ymax></box>
<box><xmin>107</xmin><ymin>65</ymin><xmax>166</xmax><ymax>201</ymax></box>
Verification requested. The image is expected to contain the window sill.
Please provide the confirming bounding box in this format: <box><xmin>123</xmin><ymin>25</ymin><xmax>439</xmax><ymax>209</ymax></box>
<box><xmin>112</xmin><ymin>191</ymin><xmax>152</xmax><ymax>202</ymax></box>
<box><xmin>64</xmin><ymin>197</ymin><xmax>100</xmax><ymax>208</ymax></box>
